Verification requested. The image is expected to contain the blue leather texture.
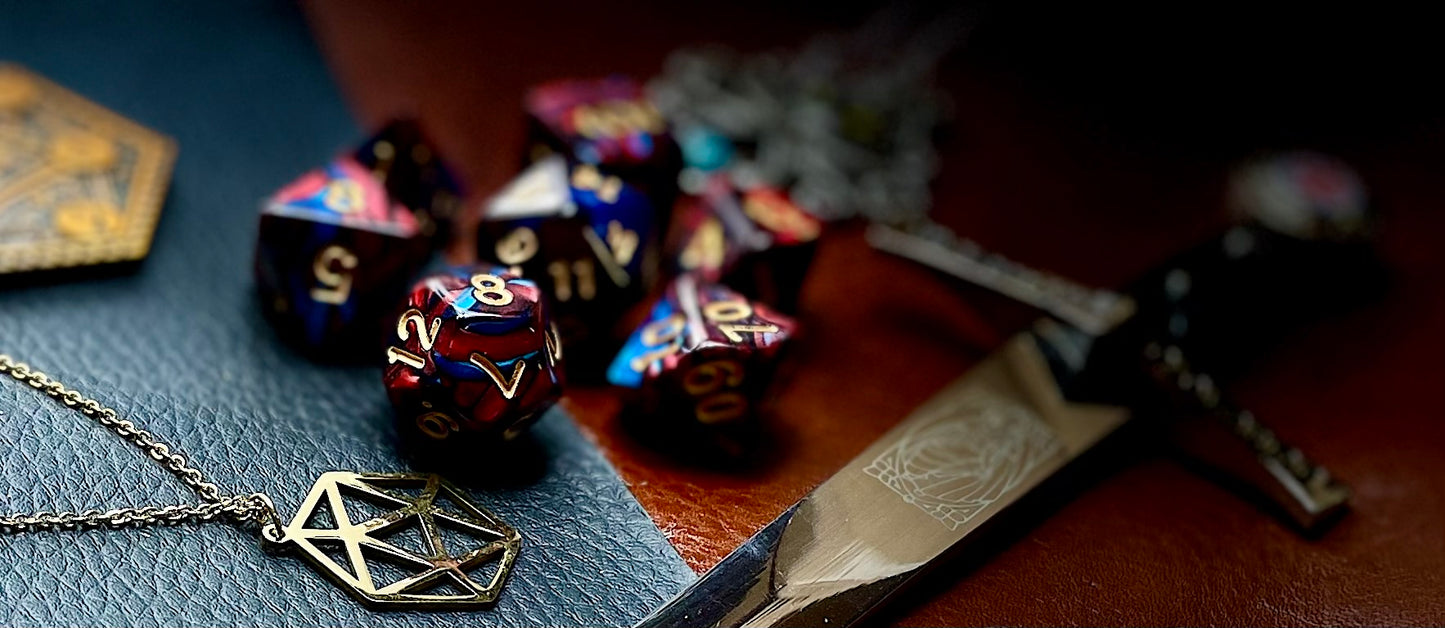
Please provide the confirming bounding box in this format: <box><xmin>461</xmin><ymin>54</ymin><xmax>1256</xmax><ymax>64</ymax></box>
<box><xmin>0</xmin><ymin>2</ymin><xmax>695</xmax><ymax>626</ymax></box>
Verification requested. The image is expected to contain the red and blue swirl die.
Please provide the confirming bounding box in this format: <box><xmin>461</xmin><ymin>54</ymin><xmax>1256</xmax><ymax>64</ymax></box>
<box><xmin>608</xmin><ymin>275</ymin><xmax>795</xmax><ymax>453</ymax></box>
<box><xmin>383</xmin><ymin>266</ymin><xmax>564</xmax><ymax>442</ymax></box>
<box><xmin>255</xmin><ymin>155</ymin><xmax>431</xmax><ymax>357</ymax></box>
<box><xmin>352</xmin><ymin>119</ymin><xmax>463</xmax><ymax>242</ymax></box>
<box><xmin>524</xmin><ymin>76</ymin><xmax>681</xmax><ymax>219</ymax></box>
<box><xmin>476</xmin><ymin>155</ymin><xmax>656</xmax><ymax>369</ymax></box>
<box><xmin>666</xmin><ymin>173</ymin><xmax>822</xmax><ymax>312</ymax></box>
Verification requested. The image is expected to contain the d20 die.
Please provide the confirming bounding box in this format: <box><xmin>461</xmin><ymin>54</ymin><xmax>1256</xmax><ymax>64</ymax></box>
<box><xmin>255</xmin><ymin>156</ymin><xmax>431</xmax><ymax>358</ymax></box>
<box><xmin>607</xmin><ymin>274</ymin><xmax>796</xmax><ymax>457</ymax></box>
<box><xmin>524</xmin><ymin>76</ymin><xmax>681</xmax><ymax>220</ymax></box>
<box><xmin>667</xmin><ymin>174</ymin><xmax>822</xmax><ymax>313</ymax></box>
<box><xmin>383</xmin><ymin>266</ymin><xmax>564</xmax><ymax>445</ymax></box>
<box><xmin>476</xmin><ymin>155</ymin><xmax>655</xmax><ymax>373</ymax></box>
<box><xmin>352</xmin><ymin>119</ymin><xmax>463</xmax><ymax>243</ymax></box>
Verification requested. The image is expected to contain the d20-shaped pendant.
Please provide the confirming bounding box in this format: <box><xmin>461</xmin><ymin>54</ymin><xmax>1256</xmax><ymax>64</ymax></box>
<box><xmin>0</xmin><ymin>64</ymin><xmax>176</xmax><ymax>275</ymax></box>
<box><xmin>264</xmin><ymin>472</ymin><xmax>520</xmax><ymax>610</ymax></box>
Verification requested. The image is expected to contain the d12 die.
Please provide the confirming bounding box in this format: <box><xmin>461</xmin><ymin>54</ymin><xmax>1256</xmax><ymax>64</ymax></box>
<box><xmin>607</xmin><ymin>275</ymin><xmax>796</xmax><ymax>456</ymax></box>
<box><xmin>476</xmin><ymin>155</ymin><xmax>655</xmax><ymax>371</ymax></box>
<box><xmin>255</xmin><ymin>156</ymin><xmax>431</xmax><ymax>358</ymax></box>
<box><xmin>352</xmin><ymin>119</ymin><xmax>463</xmax><ymax>243</ymax></box>
<box><xmin>524</xmin><ymin>76</ymin><xmax>681</xmax><ymax>220</ymax></box>
<box><xmin>668</xmin><ymin>174</ymin><xmax>822</xmax><ymax>313</ymax></box>
<box><xmin>383</xmin><ymin>266</ymin><xmax>564</xmax><ymax>444</ymax></box>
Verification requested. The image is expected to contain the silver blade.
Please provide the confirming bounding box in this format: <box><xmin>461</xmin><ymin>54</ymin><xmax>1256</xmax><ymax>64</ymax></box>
<box><xmin>870</xmin><ymin>221</ymin><xmax>1350</xmax><ymax>533</ymax></box>
<box><xmin>636</xmin><ymin>332</ymin><xmax>1130</xmax><ymax>627</ymax></box>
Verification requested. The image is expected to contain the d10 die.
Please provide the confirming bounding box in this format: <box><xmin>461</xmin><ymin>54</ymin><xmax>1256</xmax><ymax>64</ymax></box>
<box><xmin>667</xmin><ymin>174</ymin><xmax>822</xmax><ymax>313</ymax></box>
<box><xmin>352</xmin><ymin>119</ymin><xmax>463</xmax><ymax>242</ymax></box>
<box><xmin>607</xmin><ymin>275</ymin><xmax>796</xmax><ymax>456</ymax></box>
<box><xmin>255</xmin><ymin>156</ymin><xmax>431</xmax><ymax>358</ymax></box>
<box><xmin>476</xmin><ymin>155</ymin><xmax>655</xmax><ymax>372</ymax></box>
<box><xmin>383</xmin><ymin>266</ymin><xmax>564</xmax><ymax>444</ymax></box>
<box><xmin>524</xmin><ymin>76</ymin><xmax>681</xmax><ymax>219</ymax></box>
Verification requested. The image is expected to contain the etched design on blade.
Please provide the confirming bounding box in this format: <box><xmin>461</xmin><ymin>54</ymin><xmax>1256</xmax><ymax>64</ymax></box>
<box><xmin>864</xmin><ymin>392</ymin><xmax>1062</xmax><ymax>530</ymax></box>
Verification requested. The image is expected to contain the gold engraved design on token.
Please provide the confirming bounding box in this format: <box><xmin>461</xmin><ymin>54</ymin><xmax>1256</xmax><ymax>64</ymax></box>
<box><xmin>0</xmin><ymin>71</ymin><xmax>39</xmax><ymax>112</ymax></box>
<box><xmin>264</xmin><ymin>472</ymin><xmax>520</xmax><ymax>609</ymax></box>
<box><xmin>52</xmin><ymin>200</ymin><xmax>124</xmax><ymax>240</ymax></box>
<box><xmin>0</xmin><ymin>64</ymin><xmax>176</xmax><ymax>274</ymax></box>
<box><xmin>46</xmin><ymin>132</ymin><xmax>117</xmax><ymax>172</ymax></box>
<box><xmin>863</xmin><ymin>391</ymin><xmax>1063</xmax><ymax>530</ymax></box>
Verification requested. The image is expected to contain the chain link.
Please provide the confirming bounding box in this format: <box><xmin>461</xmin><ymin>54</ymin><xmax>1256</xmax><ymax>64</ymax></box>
<box><xmin>0</xmin><ymin>353</ymin><xmax>278</xmax><ymax>534</ymax></box>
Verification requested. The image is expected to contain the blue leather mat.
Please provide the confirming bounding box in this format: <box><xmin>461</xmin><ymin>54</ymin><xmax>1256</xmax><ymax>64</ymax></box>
<box><xmin>0</xmin><ymin>2</ymin><xmax>694</xmax><ymax>625</ymax></box>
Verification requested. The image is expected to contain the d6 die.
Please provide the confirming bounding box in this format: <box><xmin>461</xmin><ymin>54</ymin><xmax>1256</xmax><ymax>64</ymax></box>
<box><xmin>607</xmin><ymin>274</ymin><xmax>796</xmax><ymax>455</ymax></box>
<box><xmin>383</xmin><ymin>266</ymin><xmax>564</xmax><ymax>444</ymax></box>
<box><xmin>352</xmin><ymin>119</ymin><xmax>463</xmax><ymax>242</ymax></box>
<box><xmin>524</xmin><ymin>76</ymin><xmax>681</xmax><ymax>219</ymax></box>
<box><xmin>255</xmin><ymin>156</ymin><xmax>431</xmax><ymax>358</ymax></box>
<box><xmin>476</xmin><ymin>155</ymin><xmax>655</xmax><ymax>370</ymax></box>
<box><xmin>667</xmin><ymin>174</ymin><xmax>822</xmax><ymax>312</ymax></box>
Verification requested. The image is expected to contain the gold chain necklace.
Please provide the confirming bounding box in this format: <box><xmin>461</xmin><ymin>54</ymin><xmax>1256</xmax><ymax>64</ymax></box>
<box><xmin>0</xmin><ymin>354</ymin><xmax>521</xmax><ymax>610</ymax></box>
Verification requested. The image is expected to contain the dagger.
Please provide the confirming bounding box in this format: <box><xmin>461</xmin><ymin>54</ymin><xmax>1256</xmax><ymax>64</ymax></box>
<box><xmin>638</xmin><ymin>155</ymin><xmax>1375</xmax><ymax>627</ymax></box>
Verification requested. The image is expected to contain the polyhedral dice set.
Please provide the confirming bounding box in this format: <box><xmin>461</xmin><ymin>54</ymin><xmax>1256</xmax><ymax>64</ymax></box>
<box><xmin>254</xmin><ymin>80</ymin><xmax>822</xmax><ymax>453</ymax></box>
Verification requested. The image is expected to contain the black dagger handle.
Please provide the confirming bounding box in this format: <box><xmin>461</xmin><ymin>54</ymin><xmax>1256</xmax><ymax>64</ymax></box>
<box><xmin>1142</xmin><ymin>341</ymin><xmax>1351</xmax><ymax>530</ymax></box>
<box><xmin>871</xmin><ymin>216</ymin><xmax>1376</xmax><ymax>533</ymax></box>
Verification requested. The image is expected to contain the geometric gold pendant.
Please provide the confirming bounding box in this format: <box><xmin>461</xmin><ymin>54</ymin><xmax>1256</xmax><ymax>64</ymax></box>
<box><xmin>262</xmin><ymin>472</ymin><xmax>521</xmax><ymax>610</ymax></box>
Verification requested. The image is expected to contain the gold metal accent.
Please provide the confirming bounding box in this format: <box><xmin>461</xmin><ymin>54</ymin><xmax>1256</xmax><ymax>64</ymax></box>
<box><xmin>580</xmin><ymin>226</ymin><xmax>629</xmax><ymax>289</ymax></box>
<box><xmin>1</xmin><ymin>354</ymin><xmax>524</xmax><ymax>611</ymax></box>
<box><xmin>0</xmin><ymin>354</ymin><xmax>278</xmax><ymax>532</ymax></box>
<box><xmin>263</xmin><ymin>472</ymin><xmax>520</xmax><ymax>609</ymax></box>
<box><xmin>310</xmin><ymin>245</ymin><xmax>358</xmax><ymax>305</ymax></box>
<box><xmin>605</xmin><ymin>220</ymin><xmax>638</xmax><ymax>266</ymax></box>
<box><xmin>546</xmin><ymin>256</ymin><xmax>601</xmax><ymax>302</ymax></box>
<box><xmin>495</xmin><ymin>226</ymin><xmax>539</xmax><ymax>265</ymax></box>
<box><xmin>469</xmin><ymin>273</ymin><xmax>515</xmax><ymax>307</ymax></box>
<box><xmin>544</xmin><ymin>322</ymin><xmax>563</xmax><ymax>366</ymax></box>
<box><xmin>630</xmin><ymin>313</ymin><xmax>685</xmax><ymax>372</ymax></box>
<box><xmin>387</xmin><ymin>346</ymin><xmax>427</xmax><ymax>370</ymax></box>
<box><xmin>679</xmin><ymin>217</ymin><xmax>725</xmax><ymax>271</ymax></box>
<box><xmin>571</xmin><ymin>100</ymin><xmax>665</xmax><ymax>140</ymax></box>
<box><xmin>0</xmin><ymin>64</ymin><xmax>176</xmax><ymax>275</ymax></box>
<box><xmin>396</xmin><ymin>309</ymin><xmax>441</xmax><ymax>351</ymax></box>
<box><xmin>46</xmin><ymin>132</ymin><xmax>117</xmax><ymax>172</ymax></box>
<box><xmin>0</xmin><ymin>71</ymin><xmax>40</xmax><ymax>111</ymax></box>
<box><xmin>52</xmin><ymin>200</ymin><xmax>124</xmax><ymax>240</ymax></box>
<box><xmin>570</xmin><ymin>163</ymin><xmax>621</xmax><ymax>203</ymax></box>
<box><xmin>322</xmin><ymin>178</ymin><xmax>364</xmax><ymax>214</ymax></box>
<box><xmin>415</xmin><ymin>412</ymin><xmax>460</xmax><ymax>440</ymax></box>
<box><xmin>468</xmin><ymin>353</ymin><xmax>527</xmax><ymax>400</ymax></box>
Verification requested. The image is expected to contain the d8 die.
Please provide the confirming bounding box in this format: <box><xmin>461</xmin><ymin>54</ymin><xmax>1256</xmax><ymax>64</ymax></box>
<box><xmin>607</xmin><ymin>275</ymin><xmax>796</xmax><ymax>456</ymax></box>
<box><xmin>352</xmin><ymin>119</ymin><xmax>463</xmax><ymax>243</ymax></box>
<box><xmin>255</xmin><ymin>156</ymin><xmax>431</xmax><ymax>358</ymax></box>
<box><xmin>667</xmin><ymin>174</ymin><xmax>822</xmax><ymax>313</ymax></box>
<box><xmin>383</xmin><ymin>266</ymin><xmax>564</xmax><ymax>444</ymax></box>
<box><xmin>524</xmin><ymin>76</ymin><xmax>681</xmax><ymax>219</ymax></box>
<box><xmin>476</xmin><ymin>155</ymin><xmax>655</xmax><ymax>371</ymax></box>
